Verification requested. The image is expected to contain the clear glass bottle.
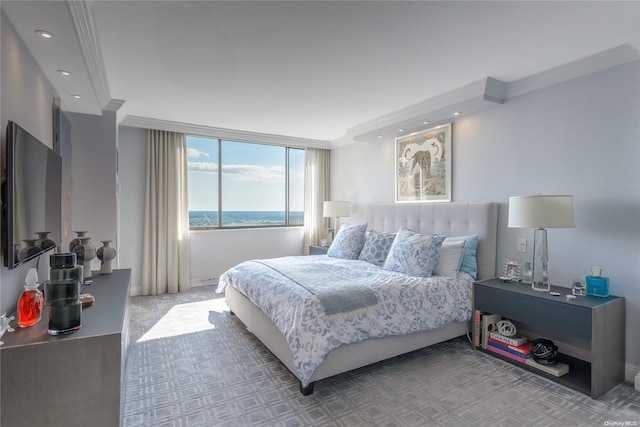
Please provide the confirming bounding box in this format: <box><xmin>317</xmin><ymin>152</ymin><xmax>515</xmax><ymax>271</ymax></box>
<box><xmin>17</xmin><ymin>268</ymin><xmax>43</xmax><ymax>327</ymax></box>
<box><xmin>522</xmin><ymin>261</ymin><xmax>533</xmax><ymax>284</ymax></box>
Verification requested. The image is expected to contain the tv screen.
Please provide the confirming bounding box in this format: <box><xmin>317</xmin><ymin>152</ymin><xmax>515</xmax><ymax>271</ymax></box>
<box><xmin>3</xmin><ymin>121</ymin><xmax>62</xmax><ymax>269</ymax></box>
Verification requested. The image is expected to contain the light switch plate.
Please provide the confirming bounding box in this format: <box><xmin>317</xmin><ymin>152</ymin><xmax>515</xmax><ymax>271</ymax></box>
<box><xmin>517</xmin><ymin>238</ymin><xmax>527</xmax><ymax>252</ymax></box>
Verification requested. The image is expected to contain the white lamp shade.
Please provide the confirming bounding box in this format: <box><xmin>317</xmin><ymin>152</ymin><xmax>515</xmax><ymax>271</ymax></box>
<box><xmin>323</xmin><ymin>201</ymin><xmax>350</xmax><ymax>218</ymax></box>
<box><xmin>508</xmin><ymin>195</ymin><xmax>575</xmax><ymax>228</ymax></box>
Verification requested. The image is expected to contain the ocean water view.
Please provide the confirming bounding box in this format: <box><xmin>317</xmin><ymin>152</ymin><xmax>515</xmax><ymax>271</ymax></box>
<box><xmin>190</xmin><ymin>211</ymin><xmax>304</xmax><ymax>228</ymax></box>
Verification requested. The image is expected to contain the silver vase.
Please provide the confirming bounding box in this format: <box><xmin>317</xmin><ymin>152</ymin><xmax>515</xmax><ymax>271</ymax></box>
<box><xmin>96</xmin><ymin>240</ymin><xmax>116</xmax><ymax>274</ymax></box>
<box><xmin>73</xmin><ymin>236</ymin><xmax>96</xmax><ymax>279</ymax></box>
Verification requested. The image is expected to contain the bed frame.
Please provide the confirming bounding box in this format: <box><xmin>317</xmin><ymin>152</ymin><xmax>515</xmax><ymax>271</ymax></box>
<box><xmin>225</xmin><ymin>202</ymin><xmax>498</xmax><ymax>395</ymax></box>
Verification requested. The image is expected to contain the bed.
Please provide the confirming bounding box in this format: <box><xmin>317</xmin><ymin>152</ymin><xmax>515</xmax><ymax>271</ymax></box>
<box><xmin>218</xmin><ymin>202</ymin><xmax>497</xmax><ymax>395</ymax></box>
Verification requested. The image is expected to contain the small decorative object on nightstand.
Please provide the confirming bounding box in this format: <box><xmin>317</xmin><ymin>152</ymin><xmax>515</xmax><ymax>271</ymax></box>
<box><xmin>586</xmin><ymin>267</ymin><xmax>609</xmax><ymax>297</ymax></box>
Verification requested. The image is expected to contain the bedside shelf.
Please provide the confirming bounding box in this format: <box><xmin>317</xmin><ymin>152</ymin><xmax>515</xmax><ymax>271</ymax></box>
<box><xmin>472</xmin><ymin>278</ymin><xmax>625</xmax><ymax>399</ymax></box>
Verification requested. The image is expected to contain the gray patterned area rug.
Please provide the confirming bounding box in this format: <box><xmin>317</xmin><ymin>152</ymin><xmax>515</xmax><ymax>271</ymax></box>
<box><xmin>123</xmin><ymin>286</ymin><xmax>640</xmax><ymax>427</ymax></box>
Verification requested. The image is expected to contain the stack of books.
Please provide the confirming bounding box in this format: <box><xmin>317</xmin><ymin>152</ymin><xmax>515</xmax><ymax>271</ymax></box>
<box><xmin>486</xmin><ymin>331</ymin><xmax>530</xmax><ymax>363</ymax></box>
<box><xmin>479</xmin><ymin>318</ymin><xmax>570</xmax><ymax>377</ymax></box>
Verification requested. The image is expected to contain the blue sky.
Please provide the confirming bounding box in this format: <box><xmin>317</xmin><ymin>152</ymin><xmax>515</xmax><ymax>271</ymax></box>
<box><xmin>187</xmin><ymin>136</ymin><xmax>304</xmax><ymax>211</ymax></box>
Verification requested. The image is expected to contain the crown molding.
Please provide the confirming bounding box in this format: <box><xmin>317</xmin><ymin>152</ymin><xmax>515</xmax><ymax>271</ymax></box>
<box><xmin>104</xmin><ymin>99</ymin><xmax>126</xmax><ymax>112</ymax></box>
<box><xmin>335</xmin><ymin>44</ymin><xmax>640</xmax><ymax>146</ymax></box>
<box><xmin>120</xmin><ymin>116</ymin><xmax>331</xmax><ymax>149</ymax></box>
<box><xmin>347</xmin><ymin>79</ymin><xmax>489</xmax><ymax>139</ymax></box>
<box><xmin>67</xmin><ymin>0</ymin><xmax>112</xmax><ymax>110</ymax></box>
<box><xmin>506</xmin><ymin>43</ymin><xmax>640</xmax><ymax>99</ymax></box>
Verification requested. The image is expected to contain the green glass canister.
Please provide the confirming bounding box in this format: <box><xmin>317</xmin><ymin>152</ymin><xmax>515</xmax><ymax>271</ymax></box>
<box><xmin>45</xmin><ymin>253</ymin><xmax>82</xmax><ymax>335</ymax></box>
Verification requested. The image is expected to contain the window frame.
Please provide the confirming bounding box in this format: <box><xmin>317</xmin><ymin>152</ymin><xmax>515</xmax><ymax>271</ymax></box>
<box><xmin>187</xmin><ymin>135</ymin><xmax>304</xmax><ymax>230</ymax></box>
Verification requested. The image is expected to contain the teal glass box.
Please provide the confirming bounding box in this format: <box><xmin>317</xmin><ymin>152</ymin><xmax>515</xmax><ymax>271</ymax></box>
<box><xmin>586</xmin><ymin>276</ymin><xmax>609</xmax><ymax>297</ymax></box>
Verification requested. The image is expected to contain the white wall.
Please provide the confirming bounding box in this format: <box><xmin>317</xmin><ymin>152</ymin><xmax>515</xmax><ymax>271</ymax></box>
<box><xmin>1</xmin><ymin>11</ymin><xmax>58</xmax><ymax>314</ymax></box>
<box><xmin>117</xmin><ymin>126</ymin><xmax>146</xmax><ymax>295</ymax></box>
<box><xmin>117</xmin><ymin>126</ymin><xmax>306</xmax><ymax>295</ymax></box>
<box><xmin>331</xmin><ymin>60</ymin><xmax>640</xmax><ymax>380</ymax></box>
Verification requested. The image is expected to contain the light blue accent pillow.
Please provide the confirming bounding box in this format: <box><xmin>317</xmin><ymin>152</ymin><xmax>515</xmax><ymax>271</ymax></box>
<box><xmin>383</xmin><ymin>228</ymin><xmax>446</xmax><ymax>278</ymax></box>
<box><xmin>357</xmin><ymin>230</ymin><xmax>396</xmax><ymax>266</ymax></box>
<box><xmin>327</xmin><ymin>223</ymin><xmax>368</xmax><ymax>259</ymax></box>
<box><xmin>444</xmin><ymin>234</ymin><xmax>480</xmax><ymax>279</ymax></box>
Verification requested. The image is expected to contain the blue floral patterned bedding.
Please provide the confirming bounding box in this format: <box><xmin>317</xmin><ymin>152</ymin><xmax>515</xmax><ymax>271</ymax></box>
<box><xmin>217</xmin><ymin>255</ymin><xmax>473</xmax><ymax>387</ymax></box>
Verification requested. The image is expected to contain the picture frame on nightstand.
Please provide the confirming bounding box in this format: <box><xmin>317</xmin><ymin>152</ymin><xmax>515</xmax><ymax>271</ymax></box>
<box><xmin>503</xmin><ymin>259</ymin><xmax>520</xmax><ymax>281</ymax></box>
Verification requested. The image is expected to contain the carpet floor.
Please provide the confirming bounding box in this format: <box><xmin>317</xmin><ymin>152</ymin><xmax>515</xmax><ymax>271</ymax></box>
<box><xmin>123</xmin><ymin>286</ymin><xmax>640</xmax><ymax>427</ymax></box>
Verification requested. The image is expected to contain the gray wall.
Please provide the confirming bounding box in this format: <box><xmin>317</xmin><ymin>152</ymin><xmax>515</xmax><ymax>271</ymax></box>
<box><xmin>331</xmin><ymin>60</ymin><xmax>640</xmax><ymax>379</ymax></box>
<box><xmin>66</xmin><ymin>110</ymin><xmax>119</xmax><ymax>273</ymax></box>
<box><xmin>1</xmin><ymin>11</ymin><xmax>58</xmax><ymax>314</ymax></box>
<box><xmin>1</xmin><ymin>11</ymin><xmax>119</xmax><ymax>314</ymax></box>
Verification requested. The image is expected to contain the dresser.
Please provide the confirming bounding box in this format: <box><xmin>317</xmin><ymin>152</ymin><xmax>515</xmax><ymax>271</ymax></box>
<box><xmin>1</xmin><ymin>269</ymin><xmax>131</xmax><ymax>426</ymax></box>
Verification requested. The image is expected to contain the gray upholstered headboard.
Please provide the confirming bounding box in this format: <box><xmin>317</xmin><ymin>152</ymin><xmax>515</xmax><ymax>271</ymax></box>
<box><xmin>364</xmin><ymin>202</ymin><xmax>498</xmax><ymax>280</ymax></box>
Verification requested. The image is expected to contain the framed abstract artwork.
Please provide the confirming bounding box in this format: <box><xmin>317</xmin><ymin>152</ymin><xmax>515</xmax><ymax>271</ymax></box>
<box><xmin>395</xmin><ymin>123</ymin><xmax>452</xmax><ymax>202</ymax></box>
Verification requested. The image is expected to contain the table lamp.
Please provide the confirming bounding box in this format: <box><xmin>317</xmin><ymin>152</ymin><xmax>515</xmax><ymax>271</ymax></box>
<box><xmin>323</xmin><ymin>201</ymin><xmax>350</xmax><ymax>241</ymax></box>
<box><xmin>508</xmin><ymin>195</ymin><xmax>575</xmax><ymax>291</ymax></box>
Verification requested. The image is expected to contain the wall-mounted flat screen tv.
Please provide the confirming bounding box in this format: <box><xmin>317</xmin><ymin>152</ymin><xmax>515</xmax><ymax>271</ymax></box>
<box><xmin>2</xmin><ymin>120</ymin><xmax>62</xmax><ymax>269</ymax></box>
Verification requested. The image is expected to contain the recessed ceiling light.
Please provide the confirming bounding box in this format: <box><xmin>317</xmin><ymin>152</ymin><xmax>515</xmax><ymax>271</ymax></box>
<box><xmin>58</xmin><ymin>70</ymin><xmax>71</xmax><ymax>76</ymax></box>
<box><xmin>453</xmin><ymin>111</ymin><xmax>462</xmax><ymax>116</ymax></box>
<box><xmin>423</xmin><ymin>121</ymin><xmax>431</xmax><ymax>124</ymax></box>
<box><xmin>377</xmin><ymin>135</ymin><xmax>383</xmax><ymax>138</ymax></box>
<box><xmin>71</xmin><ymin>95</ymin><xmax>82</xmax><ymax>99</ymax></box>
<box><xmin>36</xmin><ymin>30</ymin><xmax>55</xmax><ymax>39</ymax></box>
<box><xmin>398</xmin><ymin>128</ymin><xmax>405</xmax><ymax>132</ymax></box>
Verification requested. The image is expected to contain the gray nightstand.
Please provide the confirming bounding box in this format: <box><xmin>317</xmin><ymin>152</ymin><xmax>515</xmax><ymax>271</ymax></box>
<box><xmin>472</xmin><ymin>278</ymin><xmax>625</xmax><ymax>399</ymax></box>
<box><xmin>309</xmin><ymin>245</ymin><xmax>329</xmax><ymax>255</ymax></box>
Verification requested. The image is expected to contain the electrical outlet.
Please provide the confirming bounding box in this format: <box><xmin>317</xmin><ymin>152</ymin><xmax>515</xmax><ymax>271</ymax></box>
<box><xmin>517</xmin><ymin>238</ymin><xmax>527</xmax><ymax>252</ymax></box>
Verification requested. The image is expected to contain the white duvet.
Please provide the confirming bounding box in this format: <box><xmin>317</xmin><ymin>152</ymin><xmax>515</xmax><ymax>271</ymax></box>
<box><xmin>217</xmin><ymin>255</ymin><xmax>473</xmax><ymax>387</ymax></box>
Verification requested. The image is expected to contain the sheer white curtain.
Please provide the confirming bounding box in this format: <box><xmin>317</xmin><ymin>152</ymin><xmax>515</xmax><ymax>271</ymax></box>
<box><xmin>303</xmin><ymin>147</ymin><xmax>330</xmax><ymax>252</ymax></box>
<box><xmin>141</xmin><ymin>129</ymin><xmax>191</xmax><ymax>295</ymax></box>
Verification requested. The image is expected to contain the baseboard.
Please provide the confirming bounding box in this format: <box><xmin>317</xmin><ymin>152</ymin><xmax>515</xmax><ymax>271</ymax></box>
<box><xmin>192</xmin><ymin>278</ymin><xmax>218</xmax><ymax>287</ymax></box>
<box><xmin>128</xmin><ymin>279</ymin><xmax>216</xmax><ymax>297</ymax></box>
<box><xmin>625</xmin><ymin>362</ymin><xmax>639</xmax><ymax>386</ymax></box>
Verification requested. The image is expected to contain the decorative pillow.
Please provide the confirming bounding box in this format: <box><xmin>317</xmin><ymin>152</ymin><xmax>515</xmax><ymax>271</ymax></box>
<box><xmin>444</xmin><ymin>234</ymin><xmax>480</xmax><ymax>279</ymax></box>
<box><xmin>357</xmin><ymin>230</ymin><xmax>396</xmax><ymax>266</ymax></box>
<box><xmin>382</xmin><ymin>228</ymin><xmax>445</xmax><ymax>278</ymax></box>
<box><xmin>327</xmin><ymin>223</ymin><xmax>367</xmax><ymax>259</ymax></box>
<box><xmin>433</xmin><ymin>240</ymin><xmax>465</xmax><ymax>278</ymax></box>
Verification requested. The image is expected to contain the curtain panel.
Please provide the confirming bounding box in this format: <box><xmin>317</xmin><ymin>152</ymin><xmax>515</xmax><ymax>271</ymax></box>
<box><xmin>303</xmin><ymin>147</ymin><xmax>330</xmax><ymax>252</ymax></box>
<box><xmin>142</xmin><ymin>129</ymin><xmax>191</xmax><ymax>295</ymax></box>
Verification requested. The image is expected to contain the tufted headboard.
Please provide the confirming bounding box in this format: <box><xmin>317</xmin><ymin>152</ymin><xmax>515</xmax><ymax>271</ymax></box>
<box><xmin>364</xmin><ymin>202</ymin><xmax>498</xmax><ymax>280</ymax></box>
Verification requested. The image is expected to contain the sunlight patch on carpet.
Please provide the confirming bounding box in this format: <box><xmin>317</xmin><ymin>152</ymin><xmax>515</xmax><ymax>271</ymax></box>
<box><xmin>137</xmin><ymin>298</ymin><xmax>229</xmax><ymax>342</ymax></box>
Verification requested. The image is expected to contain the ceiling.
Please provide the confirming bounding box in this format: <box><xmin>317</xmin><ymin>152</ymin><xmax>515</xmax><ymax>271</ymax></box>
<box><xmin>3</xmin><ymin>1</ymin><xmax>640</xmax><ymax>144</ymax></box>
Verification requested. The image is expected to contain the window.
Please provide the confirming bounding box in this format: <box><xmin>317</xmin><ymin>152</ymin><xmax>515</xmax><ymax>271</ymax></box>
<box><xmin>187</xmin><ymin>136</ymin><xmax>304</xmax><ymax>228</ymax></box>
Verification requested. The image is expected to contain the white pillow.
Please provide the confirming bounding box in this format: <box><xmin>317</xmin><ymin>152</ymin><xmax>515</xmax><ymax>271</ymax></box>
<box><xmin>433</xmin><ymin>240</ymin><xmax>465</xmax><ymax>278</ymax></box>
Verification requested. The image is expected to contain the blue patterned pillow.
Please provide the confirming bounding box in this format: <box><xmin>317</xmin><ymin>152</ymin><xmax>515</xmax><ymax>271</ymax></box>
<box><xmin>357</xmin><ymin>230</ymin><xmax>396</xmax><ymax>266</ymax></box>
<box><xmin>444</xmin><ymin>234</ymin><xmax>479</xmax><ymax>279</ymax></box>
<box><xmin>327</xmin><ymin>223</ymin><xmax>368</xmax><ymax>259</ymax></box>
<box><xmin>383</xmin><ymin>228</ymin><xmax>445</xmax><ymax>277</ymax></box>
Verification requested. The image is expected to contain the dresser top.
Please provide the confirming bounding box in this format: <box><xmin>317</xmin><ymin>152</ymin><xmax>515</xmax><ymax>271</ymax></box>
<box><xmin>1</xmin><ymin>269</ymin><xmax>131</xmax><ymax>349</ymax></box>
